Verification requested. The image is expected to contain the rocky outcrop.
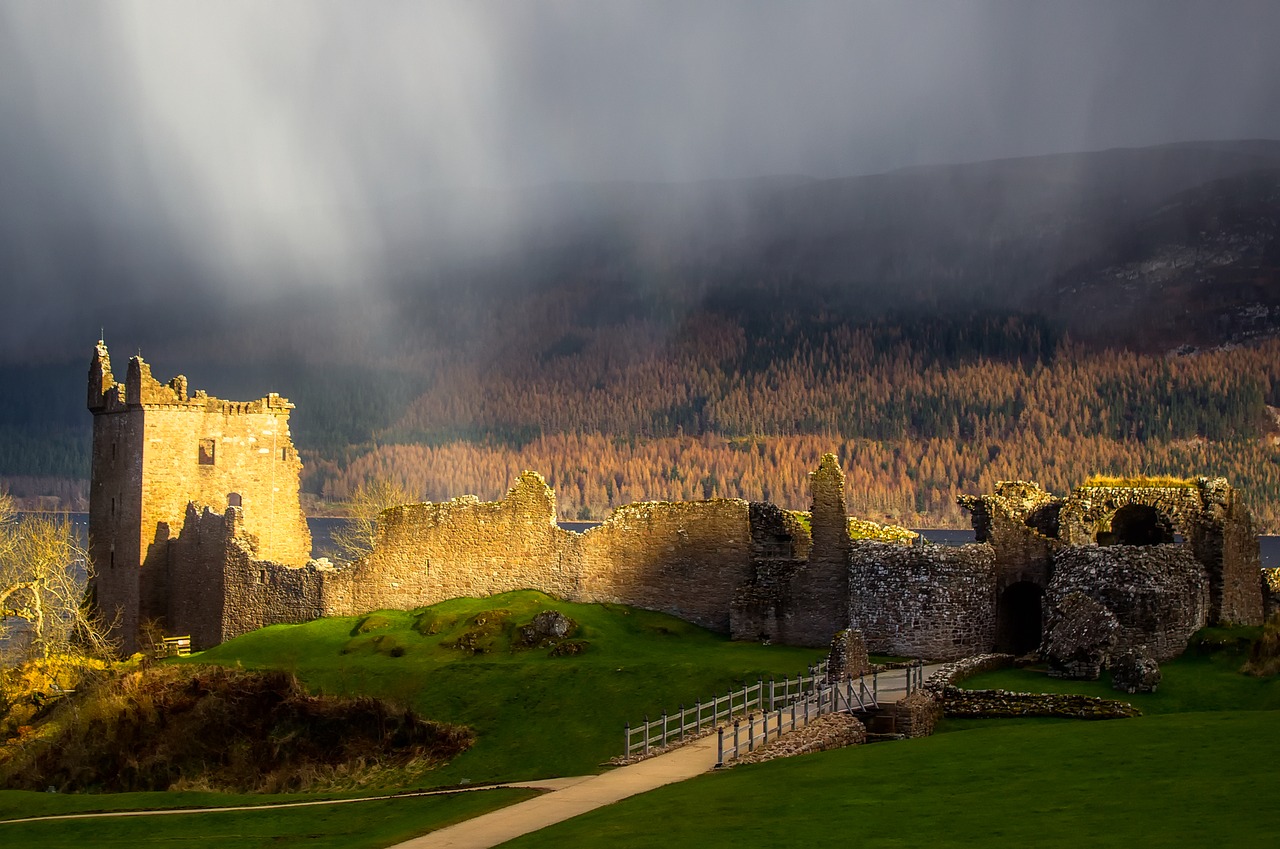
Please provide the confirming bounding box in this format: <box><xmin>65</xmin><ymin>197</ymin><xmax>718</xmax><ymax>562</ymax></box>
<box><xmin>518</xmin><ymin>610</ymin><xmax>576</xmax><ymax>646</ymax></box>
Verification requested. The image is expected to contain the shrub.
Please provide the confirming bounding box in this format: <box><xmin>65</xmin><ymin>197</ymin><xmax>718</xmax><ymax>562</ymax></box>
<box><xmin>1243</xmin><ymin>612</ymin><xmax>1280</xmax><ymax>677</ymax></box>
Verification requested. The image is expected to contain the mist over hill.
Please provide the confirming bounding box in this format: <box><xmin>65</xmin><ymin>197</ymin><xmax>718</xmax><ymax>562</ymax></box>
<box><xmin>4</xmin><ymin>141</ymin><xmax>1280</xmax><ymax>525</ymax></box>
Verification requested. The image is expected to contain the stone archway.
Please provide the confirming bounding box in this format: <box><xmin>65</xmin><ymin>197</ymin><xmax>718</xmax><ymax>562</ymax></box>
<box><xmin>1098</xmin><ymin>504</ymin><xmax>1174</xmax><ymax>546</ymax></box>
<box><xmin>996</xmin><ymin>581</ymin><xmax>1044</xmax><ymax>655</ymax></box>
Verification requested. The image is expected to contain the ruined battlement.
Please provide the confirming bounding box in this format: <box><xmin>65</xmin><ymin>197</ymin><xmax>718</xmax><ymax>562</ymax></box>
<box><xmin>88</xmin><ymin>340</ymin><xmax>293</xmax><ymax>415</ymax></box>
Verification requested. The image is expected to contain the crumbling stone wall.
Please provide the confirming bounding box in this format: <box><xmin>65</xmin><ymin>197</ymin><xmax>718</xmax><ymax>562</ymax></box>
<box><xmin>729</xmin><ymin>458</ymin><xmax>858</xmax><ymax>647</ymax></box>
<box><xmin>784</xmin><ymin>455</ymin><xmax>853</xmax><ymax>646</ymax></box>
<box><xmin>1059</xmin><ymin>481</ymin><xmax>1262</xmax><ymax>626</ymax></box>
<box><xmin>87</xmin><ymin>341</ymin><xmax>311</xmax><ymax>652</ymax></box>
<box><xmin>1047</xmin><ymin>545</ymin><xmax>1208</xmax><ymax>661</ymax></box>
<box><xmin>937</xmin><ymin>687</ymin><xmax>1140</xmax><ymax>719</ymax></box>
<box><xmin>847</xmin><ymin>542</ymin><xmax>997</xmax><ymax>659</ymax></box>
<box><xmin>728</xmin><ymin>502</ymin><xmax>807</xmax><ymax>643</ymax></box>
<box><xmin>168</xmin><ymin>504</ymin><xmax>328</xmax><ymax>649</ymax></box>
<box><xmin>891</xmin><ymin>690</ymin><xmax>942</xmax><ymax>738</ymax></box>
<box><xmin>319</xmin><ymin>472</ymin><xmax>754</xmax><ymax>634</ymax></box>
<box><xmin>959</xmin><ymin>481</ymin><xmax>1063</xmax><ymax>591</ymax></box>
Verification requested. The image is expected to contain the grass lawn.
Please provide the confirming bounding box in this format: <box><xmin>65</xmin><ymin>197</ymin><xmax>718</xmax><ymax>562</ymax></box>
<box><xmin>178</xmin><ymin>590</ymin><xmax>822</xmax><ymax>786</ymax></box>
<box><xmin>948</xmin><ymin>633</ymin><xmax>1280</xmax><ymax>719</ymax></box>
<box><xmin>498</xmin><ymin>711</ymin><xmax>1279</xmax><ymax>849</ymax></box>
<box><xmin>0</xmin><ymin>787</ymin><xmax>536</xmax><ymax>849</ymax></box>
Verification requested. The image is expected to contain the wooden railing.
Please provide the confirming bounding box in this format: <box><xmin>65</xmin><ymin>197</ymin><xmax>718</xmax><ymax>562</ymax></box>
<box><xmin>715</xmin><ymin>674</ymin><xmax>878</xmax><ymax>767</ymax></box>
<box><xmin>624</xmin><ymin>660</ymin><xmax>830</xmax><ymax>759</ymax></box>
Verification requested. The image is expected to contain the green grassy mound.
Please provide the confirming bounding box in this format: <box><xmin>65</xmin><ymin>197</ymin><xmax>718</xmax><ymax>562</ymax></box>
<box><xmin>498</xmin><ymin>711</ymin><xmax>1278</xmax><ymax>849</ymax></box>
<box><xmin>948</xmin><ymin>626</ymin><xmax>1280</xmax><ymax>724</ymax></box>
<box><xmin>183</xmin><ymin>591</ymin><xmax>821</xmax><ymax>786</ymax></box>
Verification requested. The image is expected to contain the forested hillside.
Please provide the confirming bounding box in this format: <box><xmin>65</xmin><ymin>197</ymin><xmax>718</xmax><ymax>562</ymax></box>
<box><xmin>5</xmin><ymin>141</ymin><xmax>1280</xmax><ymax>527</ymax></box>
<box><xmin>309</xmin><ymin>315</ymin><xmax>1280</xmax><ymax>528</ymax></box>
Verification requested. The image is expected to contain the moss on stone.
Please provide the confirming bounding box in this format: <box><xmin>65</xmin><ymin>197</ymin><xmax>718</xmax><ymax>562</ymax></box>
<box><xmin>444</xmin><ymin>610</ymin><xmax>515</xmax><ymax>654</ymax></box>
<box><xmin>351</xmin><ymin>613</ymin><xmax>395</xmax><ymax>636</ymax></box>
<box><xmin>847</xmin><ymin>516</ymin><xmax>918</xmax><ymax>544</ymax></box>
<box><xmin>1082</xmin><ymin>475</ymin><xmax>1196</xmax><ymax>489</ymax></box>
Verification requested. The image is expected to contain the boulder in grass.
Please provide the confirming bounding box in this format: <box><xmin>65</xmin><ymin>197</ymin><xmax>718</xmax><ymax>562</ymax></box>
<box><xmin>518</xmin><ymin>610</ymin><xmax>576</xmax><ymax>646</ymax></box>
<box><xmin>1110</xmin><ymin>650</ymin><xmax>1161</xmax><ymax>693</ymax></box>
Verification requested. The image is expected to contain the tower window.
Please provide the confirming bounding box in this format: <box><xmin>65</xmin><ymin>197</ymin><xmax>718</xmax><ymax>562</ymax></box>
<box><xmin>228</xmin><ymin>492</ymin><xmax>242</xmax><ymax>508</ymax></box>
<box><xmin>198</xmin><ymin>438</ymin><xmax>216</xmax><ymax>465</ymax></box>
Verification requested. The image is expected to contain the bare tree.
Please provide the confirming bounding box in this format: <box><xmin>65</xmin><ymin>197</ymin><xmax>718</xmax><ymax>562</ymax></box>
<box><xmin>0</xmin><ymin>493</ymin><xmax>114</xmax><ymax>663</ymax></box>
<box><xmin>329</xmin><ymin>478</ymin><xmax>415</xmax><ymax>563</ymax></box>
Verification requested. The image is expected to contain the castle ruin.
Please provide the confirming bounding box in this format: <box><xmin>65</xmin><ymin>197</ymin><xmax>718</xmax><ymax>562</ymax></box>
<box><xmin>87</xmin><ymin>341</ymin><xmax>311</xmax><ymax>652</ymax></box>
<box><xmin>87</xmin><ymin>343</ymin><xmax>1270</xmax><ymax>666</ymax></box>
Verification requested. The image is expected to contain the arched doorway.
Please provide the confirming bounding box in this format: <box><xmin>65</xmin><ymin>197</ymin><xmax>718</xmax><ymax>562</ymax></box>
<box><xmin>1098</xmin><ymin>504</ymin><xmax>1174</xmax><ymax>546</ymax></box>
<box><xmin>996</xmin><ymin>581</ymin><xmax>1044</xmax><ymax>655</ymax></box>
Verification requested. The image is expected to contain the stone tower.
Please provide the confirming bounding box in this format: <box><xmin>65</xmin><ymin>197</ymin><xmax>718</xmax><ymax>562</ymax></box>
<box><xmin>87</xmin><ymin>341</ymin><xmax>312</xmax><ymax>652</ymax></box>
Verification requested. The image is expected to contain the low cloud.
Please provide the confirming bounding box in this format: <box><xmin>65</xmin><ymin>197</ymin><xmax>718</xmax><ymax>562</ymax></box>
<box><xmin>2</xmin><ymin>1</ymin><xmax>1280</xmax><ymax>358</ymax></box>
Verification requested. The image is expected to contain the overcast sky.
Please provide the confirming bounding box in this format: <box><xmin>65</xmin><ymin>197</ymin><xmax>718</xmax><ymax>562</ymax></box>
<box><xmin>3</xmin><ymin>1</ymin><xmax>1280</xmax><ymax>358</ymax></box>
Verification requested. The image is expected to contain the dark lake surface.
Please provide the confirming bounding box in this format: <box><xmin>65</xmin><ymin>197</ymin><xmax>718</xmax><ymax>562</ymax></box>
<box><xmin>23</xmin><ymin>513</ymin><xmax>1280</xmax><ymax>569</ymax></box>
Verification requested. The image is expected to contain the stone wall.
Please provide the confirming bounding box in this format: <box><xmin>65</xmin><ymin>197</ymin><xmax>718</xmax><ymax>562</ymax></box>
<box><xmin>319</xmin><ymin>472</ymin><xmax>755</xmax><ymax>634</ymax></box>
<box><xmin>783</xmin><ymin>455</ymin><xmax>852</xmax><ymax>646</ymax></box>
<box><xmin>167</xmin><ymin>504</ymin><xmax>230</xmax><ymax>649</ymax></box>
<box><xmin>937</xmin><ymin>687</ymin><xmax>1140</xmax><ymax>719</ymax></box>
<box><xmin>847</xmin><ymin>542</ymin><xmax>997</xmax><ymax>659</ymax></box>
<box><xmin>891</xmin><ymin>690</ymin><xmax>942</xmax><ymax>738</ymax></box>
<box><xmin>168</xmin><ymin>504</ymin><xmax>328</xmax><ymax>649</ymax></box>
<box><xmin>959</xmin><ymin>481</ymin><xmax>1062</xmax><ymax>591</ymax></box>
<box><xmin>1212</xmin><ymin>480</ymin><xmax>1265</xmax><ymax>625</ymax></box>
<box><xmin>922</xmin><ymin>653</ymin><xmax>1015</xmax><ymax>691</ymax></box>
<box><xmin>1059</xmin><ymin>481</ymin><xmax>1262</xmax><ymax>626</ymax></box>
<box><xmin>1047</xmin><ymin>545</ymin><xmax>1208</xmax><ymax>661</ymax></box>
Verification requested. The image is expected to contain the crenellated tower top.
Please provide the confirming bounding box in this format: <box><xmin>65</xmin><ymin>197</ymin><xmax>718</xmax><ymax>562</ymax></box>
<box><xmin>86</xmin><ymin>340</ymin><xmax>293</xmax><ymax>415</ymax></box>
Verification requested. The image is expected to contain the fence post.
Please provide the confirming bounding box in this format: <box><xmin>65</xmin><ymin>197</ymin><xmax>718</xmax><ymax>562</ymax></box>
<box><xmin>791</xmin><ymin>700</ymin><xmax>797</xmax><ymax>731</ymax></box>
<box><xmin>733</xmin><ymin>719</ymin><xmax>740</xmax><ymax>759</ymax></box>
<box><xmin>873</xmin><ymin>670</ymin><xmax>879</xmax><ymax>701</ymax></box>
<box><xmin>748</xmin><ymin>714</ymin><xmax>755</xmax><ymax>752</ymax></box>
<box><xmin>696</xmin><ymin>698</ymin><xmax>702</xmax><ymax>731</ymax></box>
<box><xmin>680</xmin><ymin>704</ymin><xmax>686</xmax><ymax>741</ymax></box>
<box><xmin>644</xmin><ymin>715</ymin><xmax>650</xmax><ymax>756</ymax></box>
<box><xmin>769</xmin><ymin>677</ymin><xmax>775</xmax><ymax>712</ymax></box>
<box><xmin>625</xmin><ymin>722</ymin><xmax>631</xmax><ymax>757</ymax></box>
<box><xmin>716</xmin><ymin>726</ymin><xmax>725</xmax><ymax>768</ymax></box>
<box><xmin>661</xmin><ymin>711</ymin><xmax>669</xmax><ymax>747</ymax></box>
